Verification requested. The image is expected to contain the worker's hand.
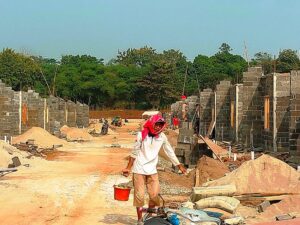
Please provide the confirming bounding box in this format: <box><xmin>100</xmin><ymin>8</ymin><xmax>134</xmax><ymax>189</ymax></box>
<box><xmin>122</xmin><ymin>168</ymin><xmax>130</xmax><ymax>177</ymax></box>
<box><xmin>177</xmin><ymin>164</ymin><xmax>187</xmax><ymax>175</ymax></box>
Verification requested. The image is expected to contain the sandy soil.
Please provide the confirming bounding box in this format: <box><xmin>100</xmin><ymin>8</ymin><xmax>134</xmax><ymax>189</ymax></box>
<box><xmin>0</xmin><ymin>121</ymin><xmax>142</xmax><ymax>225</ymax></box>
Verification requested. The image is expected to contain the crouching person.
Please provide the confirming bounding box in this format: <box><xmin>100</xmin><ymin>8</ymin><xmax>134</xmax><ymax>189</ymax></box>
<box><xmin>122</xmin><ymin>114</ymin><xmax>186</xmax><ymax>225</ymax></box>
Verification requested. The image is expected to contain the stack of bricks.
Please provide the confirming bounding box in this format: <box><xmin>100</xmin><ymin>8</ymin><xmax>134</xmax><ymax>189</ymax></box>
<box><xmin>215</xmin><ymin>80</ymin><xmax>231</xmax><ymax>141</ymax></box>
<box><xmin>174</xmin><ymin>122</ymin><xmax>198</xmax><ymax>167</ymax></box>
<box><xmin>199</xmin><ymin>88</ymin><xmax>214</xmax><ymax>136</ymax></box>
<box><xmin>240</xmin><ymin>67</ymin><xmax>264</xmax><ymax>148</ymax></box>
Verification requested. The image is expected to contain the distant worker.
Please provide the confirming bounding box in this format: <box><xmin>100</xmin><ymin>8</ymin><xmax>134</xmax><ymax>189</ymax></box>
<box><xmin>101</xmin><ymin>119</ymin><xmax>109</xmax><ymax>135</ymax></box>
<box><xmin>182</xmin><ymin>100</ymin><xmax>188</xmax><ymax>122</ymax></box>
<box><xmin>122</xmin><ymin>114</ymin><xmax>186</xmax><ymax>225</ymax></box>
<box><xmin>172</xmin><ymin>115</ymin><xmax>179</xmax><ymax>130</ymax></box>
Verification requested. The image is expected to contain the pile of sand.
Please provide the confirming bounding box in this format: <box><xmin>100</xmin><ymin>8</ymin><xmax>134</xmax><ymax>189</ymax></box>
<box><xmin>13</xmin><ymin>127</ymin><xmax>68</xmax><ymax>149</ymax></box>
<box><xmin>0</xmin><ymin>140</ymin><xmax>30</xmax><ymax>167</ymax></box>
<box><xmin>195</xmin><ymin>156</ymin><xmax>230</xmax><ymax>186</ymax></box>
<box><xmin>60</xmin><ymin>125</ymin><xmax>93</xmax><ymax>142</ymax></box>
<box><xmin>159</xmin><ymin>170</ymin><xmax>194</xmax><ymax>189</ymax></box>
<box><xmin>0</xmin><ymin>141</ymin><xmax>13</xmax><ymax>167</ymax></box>
<box><xmin>204</xmin><ymin>154</ymin><xmax>300</xmax><ymax>195</ymax></box>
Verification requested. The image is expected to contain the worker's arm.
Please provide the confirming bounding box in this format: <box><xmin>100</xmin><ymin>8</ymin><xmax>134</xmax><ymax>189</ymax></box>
<box><xmin>162</xmin><ymin>133</ymin><xmax>187</xmax><ymax>175</ymax></box>
<box><xmin>122</xmin><ymin>132</ymin><xmax>141</xmax><ymax>177</ymax></box>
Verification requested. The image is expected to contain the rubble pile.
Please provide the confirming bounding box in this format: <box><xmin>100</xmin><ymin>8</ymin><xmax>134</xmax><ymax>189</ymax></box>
<box><xmin>12</xmin><ymin>127</ymin><xmax>68</xmax><ymax>149</ymax></box>
<box><xmin>187</xmin><ymin>154</ymin><xmax>300</xmax><ymax>224</ymax></box>
<box><xmin>60</xmin><ymin>125</ymin><xmax>93</xmax><ymax>141</ymax></box>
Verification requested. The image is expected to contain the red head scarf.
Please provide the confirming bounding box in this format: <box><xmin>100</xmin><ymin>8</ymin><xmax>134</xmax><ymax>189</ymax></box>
<box><xmin>142</xmin><ymin>114</ymin><xmax>166</xmax><ymax>141</ymax></box>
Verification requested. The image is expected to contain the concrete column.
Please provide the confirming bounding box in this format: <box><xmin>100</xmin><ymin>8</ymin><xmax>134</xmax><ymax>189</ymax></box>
<box><xmin>18</xmin><ymin>91</ymin><xmax>22</xmax><ymax>134</ymax></box>
<box><xmin>43</xmin><ymin>98</ymin><xmax>46</xmax><ymax>129</ymax></box>
<box><xmin>235</xmin><ymin>85</ymin><xmax>239</xmax><ymax>142</ymax></box>
<box><xmin>273</xmin><ymin>74</ymin><xmax>277</xmax><ymax>152</ymax></box>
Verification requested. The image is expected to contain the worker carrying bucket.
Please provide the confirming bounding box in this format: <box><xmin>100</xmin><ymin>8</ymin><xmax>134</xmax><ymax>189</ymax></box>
<box><xmin>122</xmin><ymin>114</ymin><xmax>187</xmax><ymax>225</ymax></box>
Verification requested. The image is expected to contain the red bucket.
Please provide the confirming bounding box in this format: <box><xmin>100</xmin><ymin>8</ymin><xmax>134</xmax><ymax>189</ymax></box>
<box><xmin>113</xmin><ymin>185</ymin><xmax>131</xmax><ymax>201</ymax></box>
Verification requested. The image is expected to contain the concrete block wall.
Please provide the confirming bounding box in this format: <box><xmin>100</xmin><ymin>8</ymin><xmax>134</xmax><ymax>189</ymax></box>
<box><xmin>199</xmin><ymin>88</ymin><xmax>214</xmax><ymax>136</ymax></box>
<box><xmin>0</xmin><ymin>80</ymin><xmax>89</xmax><ymax>137</ymax></box>
<box><xmin>289</xmin><ymin>94</ymin><xmax>300</xmax><ymax>156</ymax></box>
<box><xmin>170</xmin><ymin>68</ymin><xmax>300</xmax><ymax>155</ymax></box>
<box><xmin>240</xmin><ymin>67</ymin><xmax>264</xmax><ymax>148</ymax></box>
<box><xmin>0</xmin><ymin>83</ymin><xmax>19</xmax><ymax>138</ymax></box>
<box><xmin>262</xmin><ymin>74</ymin><xmax>274</xmax><ymax>151</ymax></box>
<box><xmin>275</xmin><ymin>74</ymin><xmax>291</xmax><ymax>152</ymax></box>
<box><xmin>66</xmin><ymin>100</ymin><xmax>77</xmax><ymax>127</ymax></box>
<box><xmin>215</xmin><ymin>80</ymin><xmax>231</xmax><ymax>141</ymax></box>
<box><xmin>76</xmin><ymin>102</ymin><xmax>89</xmax><ymax>128</ymax></box>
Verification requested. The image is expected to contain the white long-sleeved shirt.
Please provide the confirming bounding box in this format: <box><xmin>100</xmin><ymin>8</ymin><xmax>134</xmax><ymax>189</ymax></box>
<box><xmin>131</xmin><ymin>132</ymin><xmax>180</xmax><ymax>175</ymax></box>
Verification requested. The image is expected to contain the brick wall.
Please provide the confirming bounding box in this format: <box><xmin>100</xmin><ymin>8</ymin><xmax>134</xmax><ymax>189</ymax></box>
<box><xmin>215</xmin><ymin>80</ymin><xmax>231</xmax><ymax>141</ymax></box>
<box><xmin>240</xmin><ymin>67</ymin><xmax>264</xmax><ymax>148</ymax></box>
<box><xmin>199</xmin><ymin>88</ymin><xmax>214</xmax><ymax>136</ymax></box>
<box><xmin>0</xmin><ymin>80</ymin><xmax>89</xmax><ymax>138</ymax></box>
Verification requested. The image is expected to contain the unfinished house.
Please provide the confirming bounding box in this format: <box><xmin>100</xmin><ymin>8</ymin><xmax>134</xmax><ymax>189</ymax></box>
<box><xmin>171</xmin><ymin>67</ymin><xmax>300</xmax><ymax>167</ymax></box>
<box><xmin>0</xmin><ymin>80</ymin><xmax>89</xmax><ymax>139</ymax></box>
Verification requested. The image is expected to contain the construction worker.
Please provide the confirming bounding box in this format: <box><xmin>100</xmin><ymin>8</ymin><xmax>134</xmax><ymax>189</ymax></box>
<box><xmin>122</xmin><ymin>114</ymin><xmax>186</xmax><ymax>225</ymax></box>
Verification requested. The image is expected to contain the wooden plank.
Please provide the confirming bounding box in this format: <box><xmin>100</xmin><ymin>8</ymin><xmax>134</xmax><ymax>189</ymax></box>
<box><xmin>195</xmin><ymin>169</ymin><xmax>200</xmax><ymax>187</ymax></box>
<box><xmin>206</xmin><ymin>120</ymin><xmax>216</xmax><ymax>137</ymax></box>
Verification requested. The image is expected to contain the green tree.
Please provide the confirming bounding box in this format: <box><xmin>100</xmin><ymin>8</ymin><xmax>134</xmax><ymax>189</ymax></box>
<box><xmin>115</xmin><ymin>46</ymin><xmax>156</xmax><ymax>67</ymax></box>
<box><xmin>276</xmin><ymin>49</ymin><xmax>300</xmax><ymax>73</ymax></box>
<box><xmin>0</xmin><ymin>48</ymin><xmax>41</xmax><ymax>91</ymax></box>
<box><xmin>219</xmin><ymin>43</ymin><xmax>232</xmax><ymax>54</ymax></box>
<box><xmin>251</xmin><ymin>52</ymin><xmax>273</xmax><ymax>74</ymax></box>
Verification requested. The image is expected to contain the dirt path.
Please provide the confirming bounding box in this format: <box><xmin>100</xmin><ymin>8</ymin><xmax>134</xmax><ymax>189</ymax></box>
<box><xmin>0</xmin><ymin>122</ymin><xmax>140</xmax><ymax>225</ymax></box>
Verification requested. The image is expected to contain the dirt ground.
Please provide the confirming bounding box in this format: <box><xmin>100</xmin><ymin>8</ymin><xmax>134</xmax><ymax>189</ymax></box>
<box><xmin>0</xmin><ymin>121</ymin><xmax>143</xmax><ymax>225</ymax></box>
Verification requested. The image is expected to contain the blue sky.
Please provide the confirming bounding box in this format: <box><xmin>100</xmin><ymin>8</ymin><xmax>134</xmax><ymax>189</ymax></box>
<box><xmin>0</xmin><ymin>0</ymin><xmax>299</xmax><ymax>62</ymax></box>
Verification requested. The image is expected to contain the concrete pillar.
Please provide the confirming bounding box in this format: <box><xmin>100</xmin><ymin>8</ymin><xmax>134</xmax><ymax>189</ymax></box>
<box><xmin>18</xmin><ymin>91</ymin><xmax>22</xmax><ymax>134</ymax></box>
<box><xmin>273</xmin><ymin>74</ymin><xmax>277</xmax><ymax>152</ymax></box>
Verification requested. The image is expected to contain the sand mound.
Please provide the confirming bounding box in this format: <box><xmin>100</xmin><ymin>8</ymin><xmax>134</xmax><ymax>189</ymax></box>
<box><xmin>60</xmin><ymin>125</ymin><xmax>93</xmax><ymax>141</ymax></box>
<box><xmin>0</xmin><ymin>141</ymin><xmax>13</xmax><ymax>167</ymax></box>
<box><xmin>0</xmin><ymin>140</ymin><xmax>31</xmax><ymax>167</ymax></box>
<box><xmin>13</xmin><ymin>127</ymin><xmax>68</xmax><ymax>149</ymax></box>
<box><xmin>195</xmin><ymin>156</ymin><xmax>230</xmax><ymax>186</ymax></box>
<box><xmin>159</xmin><ymin>170</ymin><xmax>194</xmax><ymax>189</ymax></box>
<box><xmin>204</xmin><ymin>154</ymin><xmax>300</xmax><ymax>195</ymax></box>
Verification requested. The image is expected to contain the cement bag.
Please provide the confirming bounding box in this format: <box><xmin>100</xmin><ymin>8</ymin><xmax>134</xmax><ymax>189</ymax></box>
<box><xmin>191</xmin><ymin>185</ymin><xmax>236</xmax><ymax>202</ymax></box>
<box><xmin>195</xmin><ymin>196</ymin><xmax>240</xmax><ymax>213</ymax></box>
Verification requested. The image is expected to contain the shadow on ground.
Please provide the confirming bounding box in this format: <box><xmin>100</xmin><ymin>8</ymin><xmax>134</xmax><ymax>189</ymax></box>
<box><xmin>99</xmin><ymin>214</ymin><xmax>136</xmax><ymax>225</ymax></box>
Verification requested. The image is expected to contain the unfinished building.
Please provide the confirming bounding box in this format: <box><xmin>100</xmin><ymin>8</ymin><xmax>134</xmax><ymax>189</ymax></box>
<box><xmin>171</xmin><ymin>67</ymin><xmax>300</xmax><ymax>166</ymax></box>
<box><xmin>0</xmin><ymin>80</ymin><xmax>89</xmax><ymax>139</ymax></box>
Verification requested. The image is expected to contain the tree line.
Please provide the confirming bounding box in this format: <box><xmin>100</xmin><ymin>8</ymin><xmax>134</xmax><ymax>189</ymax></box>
<box><xmin>0</xmin><ymin>44</ymin><xmax>299</xmax><ymax>109</ymax></box>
